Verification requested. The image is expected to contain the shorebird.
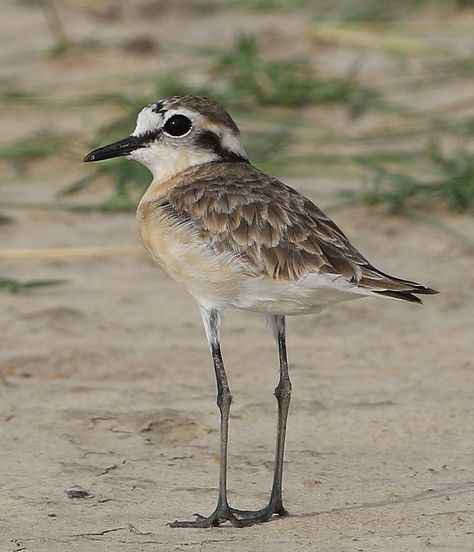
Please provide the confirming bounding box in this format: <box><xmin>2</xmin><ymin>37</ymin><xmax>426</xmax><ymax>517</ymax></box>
<box><xmin>84</xmin><ymin>95</ymin><xmax>437</xmax><ymax>528</ymax></box>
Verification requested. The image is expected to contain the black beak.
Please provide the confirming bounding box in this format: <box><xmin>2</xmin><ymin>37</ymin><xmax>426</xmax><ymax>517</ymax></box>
<box><xmin>83</xmin><ymin>135</ymin><xmax>145</xmax><ymax>162</ymax></box>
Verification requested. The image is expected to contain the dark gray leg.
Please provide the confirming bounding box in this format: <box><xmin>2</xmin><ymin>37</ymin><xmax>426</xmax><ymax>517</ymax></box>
<box><xmin>169</xmin><ymin>307</ymin><xmax>243</xmax><ymax>528</ymax></box>
<box><xmin>169</xmin><ymin>311</ymin><xmax>291</xmax><ymax>528</ymax></box>
<box><xmin>230</xmin><ymin>314</ymin><xmax>291</xmax><ymax>522</ymax></box>
<box><xmin>268</xmin><ymin>314</ymin><xmax>291</xmax><ymax>514</ymax></box>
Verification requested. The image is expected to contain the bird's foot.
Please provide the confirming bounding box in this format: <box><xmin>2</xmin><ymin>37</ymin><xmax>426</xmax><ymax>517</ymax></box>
<box><xmin>168</xmin><ymin>504</ymin><xmax>245</xmax><ymax>528</ymax></box>
<box><xmin>230</xmin><ymin>500</ymin><xmax>288</xmax><ymax>524</ymax></box>
<box><xmin>168</xmin><ymin>500</ymin><xmax>288</xmax><ymax>528</ymax></box>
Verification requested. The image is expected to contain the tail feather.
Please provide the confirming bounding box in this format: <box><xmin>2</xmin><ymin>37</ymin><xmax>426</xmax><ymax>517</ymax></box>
<box><xmin>358</xmin><ymin>265</ymin><xmax>438</xmax><ymax>304</ymax></box>
<box><xmin>373</xmin><ymin>290</ymin><xmax>423</xmax><ymax>304</ymax></box>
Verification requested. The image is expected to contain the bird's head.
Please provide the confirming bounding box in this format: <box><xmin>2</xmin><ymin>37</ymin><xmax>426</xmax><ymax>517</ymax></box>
<box><xmin>83</xmin><ymin>96</ymin><xmax>248</xmax><ymax>181</ymax></box>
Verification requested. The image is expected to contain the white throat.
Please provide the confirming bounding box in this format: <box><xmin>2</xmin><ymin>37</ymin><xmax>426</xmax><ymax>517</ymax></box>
<box><xmin>129</xmin><ymin>143</ymin><xmax>220</xmax><ymax>183</ymax></box>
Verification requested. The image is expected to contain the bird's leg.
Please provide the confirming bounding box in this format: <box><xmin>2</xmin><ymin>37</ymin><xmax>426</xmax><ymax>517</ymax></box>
<box><xmin>230</xmin><ymin>315</ymin><xmax>291</xmax><ymax>523</ymax></box>
<box><xmin>268</xmin><ymin>314</ymin><xmax>292</xmax><ymax>515</ymax></box>
<box><xmin>169</xmin><ymin>312</ymin><xmax>291</xmax><ymax>528</ymax></box>
<box><xmin>169</xmin><ymin>308</ymin><xmax>243</xmax><ymax>528</ymax></box>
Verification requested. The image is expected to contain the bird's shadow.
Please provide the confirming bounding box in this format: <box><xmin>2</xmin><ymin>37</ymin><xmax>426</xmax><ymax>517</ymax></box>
<box><xmin>296</xmin><ymin>480</ymin><xmax>474</xmax><ymax>520</ymax></box>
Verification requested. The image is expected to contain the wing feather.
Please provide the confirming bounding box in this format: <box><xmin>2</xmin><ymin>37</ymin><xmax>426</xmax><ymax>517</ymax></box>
<box><xmin>158</xmin><ymin>162</ymin><xmax>437</xmax><ymax>299</ymax></box>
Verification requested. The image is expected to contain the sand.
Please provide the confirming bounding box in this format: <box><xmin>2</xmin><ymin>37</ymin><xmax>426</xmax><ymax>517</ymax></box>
<box><xmin>2</xmin><ymin>177</ymin><xmax>474</xmax><ymax>551</ymax></box>
<box><xmin>1</xmin><ymin>2</ymin><xmax>474</xmax><ymax>551</ymax></box>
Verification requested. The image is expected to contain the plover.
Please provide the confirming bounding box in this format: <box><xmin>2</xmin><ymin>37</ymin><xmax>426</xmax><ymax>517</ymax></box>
<box><xmin>84</xmin><ymin>95</ymin><xmax>437</xmax><ymax>528</ymax></box>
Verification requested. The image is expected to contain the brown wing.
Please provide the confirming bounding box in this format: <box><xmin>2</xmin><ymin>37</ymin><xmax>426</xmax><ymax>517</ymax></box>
<box><xmin>160</xmin><ymin>162</ymin><xmax>436</xmax><ymax>302</ymax></box>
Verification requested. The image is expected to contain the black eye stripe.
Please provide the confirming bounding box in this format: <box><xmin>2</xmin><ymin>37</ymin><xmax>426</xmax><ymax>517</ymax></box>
<box><xmin>197</xmin><ymin>131</ymin><xmax>248</xmax><ymax>163</ymax></box>
<box><xmin>134</xmin><ymin>128</ymin><xmax>161</xmax><ymax>146</ymax></box>
<box><xmin>163</xmin><ymin>115</ymin><xmax>192</xmax><ymax>137</ymax></box>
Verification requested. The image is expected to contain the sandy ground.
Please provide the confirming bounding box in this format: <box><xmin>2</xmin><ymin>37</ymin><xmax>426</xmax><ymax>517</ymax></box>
<box><xmin>1</xmin><ymin>2</ymin><xmax>474</xmax><ymax>551</ymax></box>
<box><xmin>2</xmin><ymin>176</ymin><xmax>474</xmax><ymax>552</ymax></box>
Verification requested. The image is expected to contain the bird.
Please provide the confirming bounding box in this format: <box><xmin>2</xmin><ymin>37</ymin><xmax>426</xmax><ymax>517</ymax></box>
<box><xmin>83</xmin><ymin>95</ymin><xmax>438</xmax><ymax>528</ymax></box>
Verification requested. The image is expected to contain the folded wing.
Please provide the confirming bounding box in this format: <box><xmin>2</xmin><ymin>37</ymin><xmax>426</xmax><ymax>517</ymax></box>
<box><xmin>161</xmin><ymin>162</ymin><xmax>437</xmax><ymax>303</ymax></box>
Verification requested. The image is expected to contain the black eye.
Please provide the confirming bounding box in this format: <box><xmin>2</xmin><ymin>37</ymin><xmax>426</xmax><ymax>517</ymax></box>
<box><xmin>163</xmin><ymin>114</ymin><xmax>192</xmax><ymax>137</ymax></box>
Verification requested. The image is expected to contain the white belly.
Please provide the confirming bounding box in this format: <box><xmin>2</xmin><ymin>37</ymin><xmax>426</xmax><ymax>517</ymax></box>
<box><xmin>231</xmin><ymin>273</ymin><xmax>366</xmax><ymax>315</ymax></box>
<box><xmin>138</xmin><ymin>197</ymin><xmax>366</xmax><ymax>315</ymax></box>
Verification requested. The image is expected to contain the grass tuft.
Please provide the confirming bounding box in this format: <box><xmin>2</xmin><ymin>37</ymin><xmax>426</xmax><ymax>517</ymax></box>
<box><xmin>0</xmin><ymin>276</ymin><xmax>67</xmax><ymax>293</ymax></box>
<box><xmin>212</xmin><ymin>34</ymin><xmax>381</xmax><ymax>110</ymax></box>
<box><xmin>339</xmin><ymin>145</ymin><xmax>474</xmax><ymax>213</ymax></box>
<box><xmin>0</xmin><ymin>129</ymin><xmax>68</xmax><ymax>167</ymax></box>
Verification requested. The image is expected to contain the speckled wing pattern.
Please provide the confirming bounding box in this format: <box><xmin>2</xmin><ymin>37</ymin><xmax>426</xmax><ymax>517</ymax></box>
<box><xmin>158</xmin><ymin>162</ymin><xmax>436</xmax><ymax>303</ymax></box>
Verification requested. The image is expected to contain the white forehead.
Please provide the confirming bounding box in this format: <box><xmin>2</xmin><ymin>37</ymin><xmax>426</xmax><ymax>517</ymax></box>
<box><xmin>132</xmin><ymin>107</ymin><xmax>163</xmax><ymax>136</ymax></box>
<box><xmin>132</xmin><ymin>105</ymin><xmax>202</xmax><ymax>136</ymax></box>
